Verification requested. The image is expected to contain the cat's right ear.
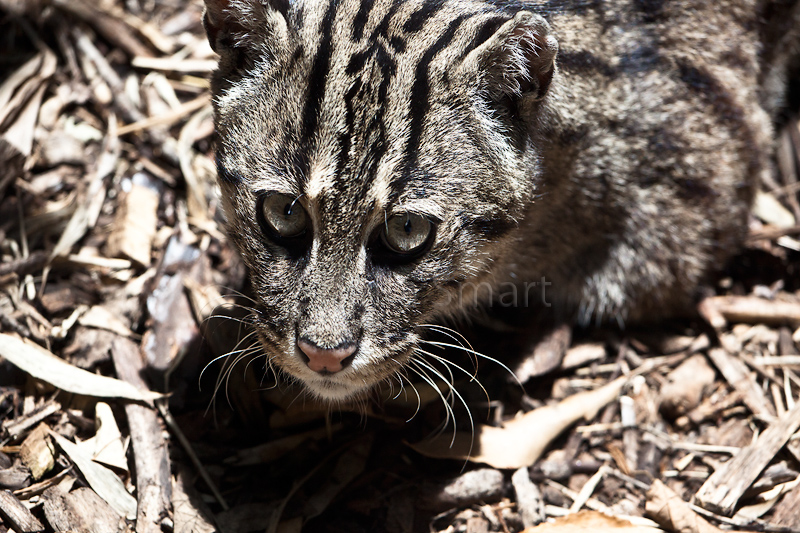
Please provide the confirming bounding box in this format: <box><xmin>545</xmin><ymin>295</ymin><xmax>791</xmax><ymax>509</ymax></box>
<box><xmin>202</xmin><ymin>0</ymin><xmax>290</xmax><ymax>55</ymax></box>
<box><xmin>464</xmin><ymin>12</ymin><xmax>558</xmax><ymax>102</ymax></box>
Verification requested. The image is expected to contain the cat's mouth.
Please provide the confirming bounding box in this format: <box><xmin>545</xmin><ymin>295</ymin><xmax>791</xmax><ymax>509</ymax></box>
<box><xmin>267</xmin><ymin>344</ymin><xmax>387</xmax><ymax>402</ymax></box>
<box><xmin>283</xmin><ymin>364</ymin><xmax>375</xmax><ymax>401</ymax></box>
<box><xmin>267</xmin><ymin>340</ymin><xmax>413</xmax><ymax>402</ymax></box>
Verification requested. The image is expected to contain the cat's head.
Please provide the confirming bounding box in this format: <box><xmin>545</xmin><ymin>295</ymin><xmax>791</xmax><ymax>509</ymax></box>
<box><xmin>203</xmin><ymin>0</ymin><xmax>558</xmax><ymax>401</ymax></box>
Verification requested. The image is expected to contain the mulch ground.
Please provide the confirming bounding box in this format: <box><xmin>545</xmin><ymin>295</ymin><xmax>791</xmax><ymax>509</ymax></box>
<box><xmin>2</xmin><ymin>1</ymin><xmax>800</xmax><ymax>532</ymax></box>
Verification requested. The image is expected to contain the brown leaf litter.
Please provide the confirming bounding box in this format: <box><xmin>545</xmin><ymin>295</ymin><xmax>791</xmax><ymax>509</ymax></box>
<box><xmin>2</xmin><ymin>1</ymin><xmax>800</xmax><ymax>532</ymax></box>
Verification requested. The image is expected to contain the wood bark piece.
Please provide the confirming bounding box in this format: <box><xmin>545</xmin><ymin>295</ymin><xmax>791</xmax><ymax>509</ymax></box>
<box><xmin>42</xmin><ymin>485</ymin><xmax>126</xmax><ymax>533</ymax></box>
<box><xmin>106</xmin><ymin>182</ymin><xmax>159</xmax><ymax>267</ymax></box>
<box><xmin>512</xmin><ymin>468</ymin><xmax>544</xmax><ymax>528</ymax></box>
<box><xmin>0</xmin><ymin>489</ymin><xmax>44</xmax><ymax>532</ymax></box>
<box><xmin>771</xmin><ymin>478</ymin><xmax>800</xmax><ymax>528</ymax></box>
<box><xmin>50</xmin><ymin>432</ymin><xmax>137</xmax><ymax>520</ymax></box>
<box><xmin>111</xmin><ymin>337</ymin><xmax>171</xmax><ymax>533</ymax></box>
<box><xmin>708</xmin><ymin>295</ymin><xmax>800</xmax><ymax>327</ymax></box>
<box><xmin>695</xmin><ymin>400</ymin><xmax>800</xmax><ymax>516</ymax></box>
<box><xmin>705</xmin><ymin>348</ymin><xmax>775</xmax><ymax>419</ymax></box>
<box><xmin>646</xmin><ymin>479</ymin><xmax>725</xmax><ymax>533</ymax></box>
<box><xmin>19</xmin><ymin>423</ymin><xmax>54</xmax><ymax>480</ymax></box>
<box><xmin>659</xmin><ymin>354</ymin><xmax>716</xmax><ymax>418</ymax></box>
<box><xmin>514</xmin><ymin>322</ymin><xmax>572</xmax><ymax>381</ymax></box>
<box><xmin>2</xmin><ymin>401</ymin><xmax>61</xmax><ymax>440</ymax></box>
<box><xmin>52</xmin><ymin>0</ymin><xmax>153</xmax><ymax>58</ymax></box>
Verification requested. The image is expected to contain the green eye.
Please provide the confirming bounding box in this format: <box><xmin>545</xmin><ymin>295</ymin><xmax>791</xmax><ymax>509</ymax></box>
<box><xmin>259</xmin><ymin>193</ymin><xmax>308</xmax><ymax>239</ymax></box>
<box><xmin>382</xmin><ymin>213</ymin><xmax>433</xmax><ymax>254</ymax></box>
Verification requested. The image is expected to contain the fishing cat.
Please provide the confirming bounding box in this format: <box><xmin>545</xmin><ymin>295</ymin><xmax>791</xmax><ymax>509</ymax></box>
<box><xmin>202</xmin><ymin>0</ymin><xmax>799</xmax><ymax>401</ymax></box>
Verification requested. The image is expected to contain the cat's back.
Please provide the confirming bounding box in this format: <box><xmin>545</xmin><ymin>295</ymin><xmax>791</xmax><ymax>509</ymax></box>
<box><xmin>510</xmin><ymin>0</ymin><xmax>792</xmax><ymax>322</ymax></box>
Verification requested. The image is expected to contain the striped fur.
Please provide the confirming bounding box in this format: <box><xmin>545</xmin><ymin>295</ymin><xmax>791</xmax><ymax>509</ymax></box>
<box><xmin>205</xmin><ymin>0</ymin><xmax>797</xmax><ymax>401</ymax></box>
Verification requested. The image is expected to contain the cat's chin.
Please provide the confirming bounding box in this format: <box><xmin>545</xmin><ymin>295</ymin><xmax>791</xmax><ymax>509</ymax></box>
<box><xmin>293</xmin><ymin>373</ymin><xmax>375</xmax><ymax>402</ymax></box>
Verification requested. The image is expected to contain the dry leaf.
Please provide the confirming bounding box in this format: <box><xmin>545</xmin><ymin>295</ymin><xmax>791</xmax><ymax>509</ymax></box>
<box><xmin>0</xmin><ymin>333</ymin><xmax>162</xmax><ymax>401</ymax></box>
<box><xmin>522</xmin><ymin>511</ymin><xmax>663</xmax><ymax>532</ymax></box>
<box><xmin>409</xmin><ymin>376</ymin><xmax>628</xmax><ymax>468</ymax></box>
<box><xmin>753</xmin><ymin>190</ymin><xmax>796</xmax><ymax>228</ymax></box>
<box><xmin>645</xmin><ymin>480</ymin><xmax>756</xmax><ymax>533</ymax></box>
<box><xmin>78</xmin><ymin>305</ymin><xmax>136</xmax><ymax>338</ymax></box>
<box><xmin>50</xmin><ymin>431</ymin><xmax>137</xmax><ymax>520</ymax></box>
<box><xmin>80</xmin><ymin>402</ymin><xmax>128</xmax><ymax>473</ymax></box>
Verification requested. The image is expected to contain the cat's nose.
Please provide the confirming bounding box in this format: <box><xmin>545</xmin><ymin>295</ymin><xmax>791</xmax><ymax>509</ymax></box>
<box><xmin>297</xmin><ymin>339</ymin><xmax>357</xmax><ymax>374</ymax></box>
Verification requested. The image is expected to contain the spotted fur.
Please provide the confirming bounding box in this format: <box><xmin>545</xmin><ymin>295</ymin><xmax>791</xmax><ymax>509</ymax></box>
<box><xmin>203</xmin><ymin>0</ymin><xmax>799</xmax><ymax>401</ymax></box>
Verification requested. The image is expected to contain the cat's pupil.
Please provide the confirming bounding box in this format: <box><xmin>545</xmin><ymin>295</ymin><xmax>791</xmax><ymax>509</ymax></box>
<box><xmin>404</xmin><ymin>219</ymin><xmax>412</xmax><ymax>234</ymax></box>
<box><xmin>284</xmin><ymin>203</ymin><xmax>293</xmax><ymax>217</ymax></box>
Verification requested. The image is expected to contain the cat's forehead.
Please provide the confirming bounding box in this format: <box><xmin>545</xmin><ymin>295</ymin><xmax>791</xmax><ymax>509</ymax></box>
<box><xmin>216</xmin><ymin>0</ymin><xmax>522</xmax><ymax>224</ymax></box>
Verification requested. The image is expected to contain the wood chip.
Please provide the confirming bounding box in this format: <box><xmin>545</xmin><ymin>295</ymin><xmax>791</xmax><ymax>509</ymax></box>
<box><xmin>705</xmin><ymin>347</ymin><xmax>775</xmax><ymax>420</ymax></box>
<box><xmin>106</xmin><ymin>182</ymin><xmax>159</xmax><ymax>267</ymax></box>
<box><xmin>659</xmin><ymin>354</ymin><xmax>716</xmax><ymax>418</ymax></box>
<box><xmin>646</xmin><ymin>479</ymin><xmax>726</xmax><ymax>533</ymax></box>
<box><xmin>708</xmin><ymin>296</ymin><xmax>800</xmax><ymax>327</ymax></box>
<box><xmin>420</xmin><ymin>468</ymin><xmax>505</xmax><ymax>512</ymax></box>
<box><xmin>2</xmin><ymin>401</ymin><xmax>61</xmax><ymax>441</ymax></box>
<box><xmin>514</xmin><ymin>322</ymin><xmax>573</xmax><ymax>381</ymax></box>
<box><xmin>19</xmin><ymin>423</ymin><xmax>54</xmax><ymax>481</ymax></box>
<box><xmin>111</xmin><ymin>337</ymin><xmax>171</xmax><ymax>533</ymax></box>
<box><xmin>512</xmin><ymin>468</ymin><xmax>545</xmax><ymax>528</ymax></box>
<box><xmin>49</xmin><ymin>432</ymin><xmax>137</xmax><ymax>520</ymax></box>
<box><xmin>41</xmin><ymin>484</ymin><xmax>126</xmax><ymax>533</ymax></box>
<box><xmin>695</xmin><ymin>400</ymin><xmax>800</xmax><ymax>516</ymax></box>
<box><xmin>0</xmin><ymin>489</ymin><xmax>45</xmax><ymax>532</ymax></box>
<box><xmin>771</xmin><ymin>478</ymin><xmax>800</xmax><ymax>528</ymax></box>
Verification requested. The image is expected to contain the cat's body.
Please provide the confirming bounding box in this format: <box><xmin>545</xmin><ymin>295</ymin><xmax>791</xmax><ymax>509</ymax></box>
<box><xmin>203</xmin><ymin>0</ymin><xmax>800</xmax><ymax>401</ymax></box>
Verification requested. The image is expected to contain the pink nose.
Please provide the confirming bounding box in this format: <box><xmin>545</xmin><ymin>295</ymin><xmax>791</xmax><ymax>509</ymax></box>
<box><xmin>298</xmin><ymin>339</ymin><xmax>357</xmax><ymax>374</ymax></box>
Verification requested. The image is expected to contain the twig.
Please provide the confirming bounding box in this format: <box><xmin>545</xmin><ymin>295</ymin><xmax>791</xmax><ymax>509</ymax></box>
<box><xmin>116</xmin><ymin>94</ymin><xmax>210</xmax><ymax>136</ymax></box>
<box><xmin>156</xmin><ymin>402</ymin><xmax>229</xmax><ymax>512</ymax></box>
<box><xmin>0</xmin><ymin>250</ymin><xmax>47</xmax><ymax>277</ymax></box>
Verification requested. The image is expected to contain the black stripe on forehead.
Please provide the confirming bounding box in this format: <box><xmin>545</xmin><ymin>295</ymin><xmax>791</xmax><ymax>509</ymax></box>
<box><xmin>339</xmin><ymin>45</ymin><xmax>398</xmax><ymax>197</ymax></box>
<box><xmin>403</xmin><ymin>1</ymin><xmax>447</xmax><ymax>33</ymax></box>
<box><xmin>351</xmin><ymin>0</ymin><xmax>374</xmax><ymax>41</ymax></box>
<box><xmin>335</xmin><ymin>79</ymin><xmax>362</xmax><ymax>182</ymax></box>
<box><xmin>300</xmin><ymin>0</ymin><xmax>337</xmax><ymax>146</ymax></box>
<box><xmin>399</xmin><ymin>14</ymin><xmax>470</xmax><ymax>182</ymax></box>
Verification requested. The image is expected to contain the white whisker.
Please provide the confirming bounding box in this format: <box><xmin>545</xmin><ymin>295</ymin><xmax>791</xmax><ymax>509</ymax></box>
<box><xmin>413</xmin><ymin>356</ymin><xmax>474</xmax><ymax>453</ymax></box>
<box><xmin>407</xmin><ymin>361</ymin><xmax>453</xmax><ymax>434</ymax></box>
<box><xmin>414</xmin><ymin>347</ymin><xmax>491</xmax><ymax>408</ymax></box>
<box><xmin>421</xmin><ymin>339</ymin><xmax>522</xmax><ymax>389</ymax></box>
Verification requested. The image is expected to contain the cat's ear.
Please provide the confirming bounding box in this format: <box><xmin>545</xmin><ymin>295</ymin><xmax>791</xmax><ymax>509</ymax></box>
<box><xmin>467</xmin><ymin>12</ymin><xmax>558</xmax><ymax>101</ymax></box>
<box><xmin>202</xmin><ymin>0</ymin><xmax>290</xmax><ymax>55</ymax></box>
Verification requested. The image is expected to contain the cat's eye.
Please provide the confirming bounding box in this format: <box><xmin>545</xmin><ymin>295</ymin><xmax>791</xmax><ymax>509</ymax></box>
<box><xmin>257</xmin><ymin>193</ymin><xmax>308</xmax><ymax>241</ymax></box>
<box><xmin>380</xmin><ymin>213</ymin><xmax>434</xmax><ymax>256</ymax></box>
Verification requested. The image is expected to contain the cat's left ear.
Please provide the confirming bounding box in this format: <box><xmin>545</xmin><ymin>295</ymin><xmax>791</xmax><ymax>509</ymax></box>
<box><xmin>202</xmin><ymin>0</ymin><xmax>290</xmax><ymax>54</ymax></box>
<box><xmin>467</xmin><ymin>12</ymin><xmax>558</xmax><ymax>101</ymax></box>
